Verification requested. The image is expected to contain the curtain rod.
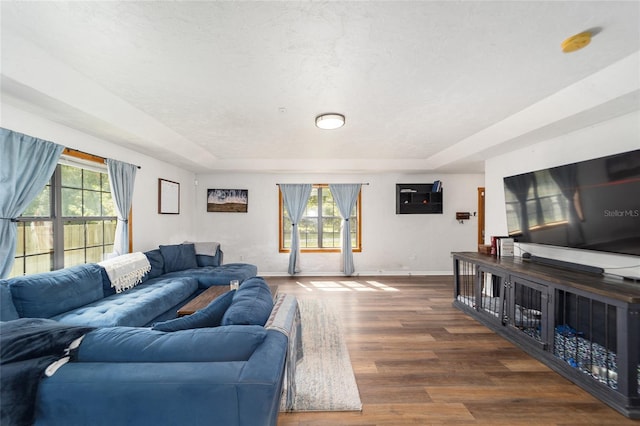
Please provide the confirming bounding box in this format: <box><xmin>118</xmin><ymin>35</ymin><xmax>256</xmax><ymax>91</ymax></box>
<box><xmin>276</xmin><ymin>183</ymin><xmax>369</xmax><ymax>186</ymax></box>
<box><xmin>64</xmin><ymin>148</ymin><xmax>141</xmax><ymax>169</ymax></box>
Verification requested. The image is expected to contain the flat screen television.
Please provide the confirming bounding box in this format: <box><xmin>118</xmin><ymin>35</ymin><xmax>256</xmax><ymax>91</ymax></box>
<box><xmin>503</xmin><ymin>149</ymin><xmax>640</xmax><ymax>257</ymax></box>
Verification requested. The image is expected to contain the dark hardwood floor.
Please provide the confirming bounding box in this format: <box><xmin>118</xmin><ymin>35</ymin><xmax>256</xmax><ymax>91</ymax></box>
<box><xmin>265</xmin><ymin>275</ymin><xmax>637</xmax><ymax>425</ymax></box>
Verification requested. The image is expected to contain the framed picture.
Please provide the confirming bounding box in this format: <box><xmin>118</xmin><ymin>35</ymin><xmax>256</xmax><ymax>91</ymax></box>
<box><xmin>158</xmin><ymin>178</ymin><xmax>180</xmax><ymax>214</ymax></box>
<box><xmin>207</xmin><ymin>189</ymin><xmax>248</xmax><ymax>213</ymax></box>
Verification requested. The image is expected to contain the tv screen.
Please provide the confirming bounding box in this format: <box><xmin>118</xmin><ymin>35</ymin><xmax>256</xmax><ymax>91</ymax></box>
<box><xmin>504</xmin><ymin>149</ymin><xmax>640</xmax><ymax>256</ymax></box>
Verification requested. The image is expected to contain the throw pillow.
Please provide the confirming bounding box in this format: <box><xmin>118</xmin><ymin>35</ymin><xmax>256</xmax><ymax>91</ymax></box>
<box><xmin>222</xmin><ymin>277</ymin><xmax>274</xmax><ymax>326</ymax></box>
<box><xmin>152</xmin><ymin>290</ymin><xmax>235</xmax><ymax>332</ymax></box>
<box><xmin>100</xmin><ymin>267</ymin><xmax>116</xmax><ymax>297</ymax></box>
<box><xmin>0</xmin><ymin>281</ymin><xmax>19</xmax><ymax>321</ymax></box>
<box><xmin>143</xmin><ymin>249</ymin><xmax>165</xmax><ymax>280</ymax></box>
<box><xmin>196</xmin><ymin>254</ymin><xmax>221</xmax><ymax>267</ymax></box>
<box><xmin>159</xmin><ymin>244</ymin><xmax>198</xmax><ymax>273</ymax></box>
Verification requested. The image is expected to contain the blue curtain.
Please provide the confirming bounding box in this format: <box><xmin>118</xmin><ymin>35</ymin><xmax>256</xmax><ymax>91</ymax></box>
<box><xmin>329</xmin><ymin>184</ymin><xmax>361</xmax><ymax>276</ymax></box>
<box><xmin>106</xmin><ymin>159</ymin><xmax>138</xmax><ymax>256</ymax></box>
<box><xmin>0</xmin><ymin>129</ymin><xmax>64</xmax><ymax>278</ymax></box>
<box><xmin>279</xmin><ymin>184</ymin><xmax>312</xmax><ymax>275</ymax></box>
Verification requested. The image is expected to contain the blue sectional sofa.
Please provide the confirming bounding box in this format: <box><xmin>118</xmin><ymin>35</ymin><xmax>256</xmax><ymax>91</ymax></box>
<box><xmin>0</xmin><ymin>243</ymin><xmax>257</xmax><ymax>326</ymax></box>
<box><xmin>0</xmin><ymin>270</ymin><xmax>300</xmax><ymax>426</ymax></box>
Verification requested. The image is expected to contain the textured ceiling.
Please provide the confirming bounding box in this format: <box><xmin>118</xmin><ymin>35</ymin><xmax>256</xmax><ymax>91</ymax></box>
<box><xmin>1</xmin><ymin>1</ymin><xmax>639</xmax><ymax>173</ymax></box>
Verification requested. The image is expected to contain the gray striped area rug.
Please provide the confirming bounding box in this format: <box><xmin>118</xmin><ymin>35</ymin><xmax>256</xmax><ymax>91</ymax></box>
<box><xmin>281</xmin><ymin>297</ymin><xmax>362</xmax><ymax>412</ymax></box>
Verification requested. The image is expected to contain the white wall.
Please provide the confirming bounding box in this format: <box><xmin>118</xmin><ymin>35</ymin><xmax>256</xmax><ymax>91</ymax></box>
<box><xmin>194</xmin><ymin>172</ymin><xmax>484</xmax><ymax>275</ymax></box>
<box><xmin>12</xmin><ymin>103</ymin><xmax>637</xmax><ymax>278</ymax></box>
<box><xmin>3</xmin><ymin>105</ymin><xmax>484</xmax><ymax>276</ymax></box>
<box><xmin>485</xmin><ymin>111</ymin><xmax>640</xmax><ymax>280</ymax></box>
<box><xmin>1</xmin><ymin>105</ymin><xmax>197</xmax><ymax>252</ymax></box>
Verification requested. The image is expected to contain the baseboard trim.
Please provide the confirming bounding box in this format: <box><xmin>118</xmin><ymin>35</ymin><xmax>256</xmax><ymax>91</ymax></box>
<box><xmin>260</xmin><ymin>270</ymin><xmax>453</xmax><ymax>277</ymax></box>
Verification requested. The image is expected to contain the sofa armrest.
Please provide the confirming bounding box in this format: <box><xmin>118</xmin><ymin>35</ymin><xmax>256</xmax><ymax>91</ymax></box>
<box><xmin>238</xmin><ymin>330</ymin><xmax>288</xmax><ymax>426</ymax></box>
<box><xmin>264</xmin><ymin>293</ymin><xmax>302</xmax><ymax>410</ymax></box>
<box><xmin>234</xmin><ymin>295</ymin><xmax>301</xmax><ymax>424</ymax></box>
<box><xmin>76</xmin><ymin>326</ymin><xmax>266</xmax><ymax>363</ymax></box>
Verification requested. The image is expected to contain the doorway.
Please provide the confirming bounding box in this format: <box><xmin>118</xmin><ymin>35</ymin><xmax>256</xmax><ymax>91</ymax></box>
<box><xmin>477</xmin><ymin>187</ymin><xmax>485</xmax><ymax>245</ymax></box>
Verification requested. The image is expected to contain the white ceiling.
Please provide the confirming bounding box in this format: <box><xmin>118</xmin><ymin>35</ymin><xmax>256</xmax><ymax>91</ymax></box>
<box><xmin>1</xmin><ymin>1</ymin><xmax>639</xmax><ymax>174</ymax></box>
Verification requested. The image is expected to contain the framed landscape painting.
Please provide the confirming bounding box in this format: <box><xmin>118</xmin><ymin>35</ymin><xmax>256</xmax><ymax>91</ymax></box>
<box><xmin>207</xmin><ymin>189</ymin><xmax>248</xmax><ymax>213</ymax></box>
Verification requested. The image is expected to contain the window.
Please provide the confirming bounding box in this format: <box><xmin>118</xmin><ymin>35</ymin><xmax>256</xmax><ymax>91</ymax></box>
<box><xmin>279</xmin><ymin>185</ymin><xmax>361</xmax><ymax>252</ymax></box>
<box><xmin>10</xmin><ymin>150</ymin><xmax>119</xmax><ymax>277</ymax></box>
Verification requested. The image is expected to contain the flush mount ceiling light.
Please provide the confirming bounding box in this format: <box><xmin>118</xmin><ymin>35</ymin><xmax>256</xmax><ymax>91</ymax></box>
<box><xmin>561</xmin><ymin>31</ymin><xmax>592</xmax><ymax>53</ymax></box>
<box><xmin>315</xmin><ymin>113</ymin><xmax>345</xmax><ymax>130</ymax></box>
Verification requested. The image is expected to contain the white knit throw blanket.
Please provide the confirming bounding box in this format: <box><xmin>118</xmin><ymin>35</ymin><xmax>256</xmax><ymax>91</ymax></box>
<box><xmin>99</xmin><ymin>252</ymin><xmax>151</xmax><ymax>293</ymax></box>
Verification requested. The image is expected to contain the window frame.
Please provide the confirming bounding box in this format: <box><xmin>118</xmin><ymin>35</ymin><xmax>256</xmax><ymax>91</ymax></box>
<box><xmin>278</xmin><ymin>184</ymin><xmax>362</xmax><ymax>253</ymax></box>
<box><xmin>12</xmin><ymin>182</ymin><xmax>55</xmax><ymax>275</ymax></box>
<box><xmin>11</xmin><ymin>149</ymin><xmax>129</xmax><ymax>276</ymax></box>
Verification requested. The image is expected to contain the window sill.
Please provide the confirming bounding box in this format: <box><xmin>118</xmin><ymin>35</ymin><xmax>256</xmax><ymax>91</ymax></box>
<box><xmin>279</xmin><ymin>248</ymin><xmax>362</xmax><ymax>253</ymax></box>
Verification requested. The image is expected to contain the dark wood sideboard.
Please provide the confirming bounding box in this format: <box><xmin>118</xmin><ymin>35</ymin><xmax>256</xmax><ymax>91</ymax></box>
<box><xmin>452</xmin><ymin>252</ymin><xmax>640</xmax><ymax>419</ymax></box>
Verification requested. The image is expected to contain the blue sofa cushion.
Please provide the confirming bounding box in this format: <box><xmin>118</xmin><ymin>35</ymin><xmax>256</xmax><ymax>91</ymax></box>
<box><xmin>76</xmin><ymin>325</ymin><xmax>267</xmax><ymax>362</ymax></box>
<box><xmin>160</xmin><ymin>244</ymin><xmax>198</xmax><ymax>273</ymax></box>
<box><xmin>143</xmin><ymin>249</ymin><xmax>164</xmax><ymax>281</ymax></box>
<box><xmin>0</xmin><ymin>281</ymin><xmax>19</xmax><ymax>321</ymax></box>
<box><xmin>152</xmin><ymin>290</ymin><xmax>235</xmax><ymax>332</ymax></box>
<box><xmin>222</xmin><ymin>277</ymin><xmax>274</xmax><ymax>326</ymax></box>
<box><xmin>51</xmin><ymin>277</ymin><xmax>198</xmax><ymax>327</ymax></box>
<box><xmin>7</xmin><ymin>264</ymin><xmax>104</xmax><ymax>318</ymax></box>
<box><xmin>196</xmin><ymin>254</ymin><xmax>220</xmax><ymax>267</ymax></box>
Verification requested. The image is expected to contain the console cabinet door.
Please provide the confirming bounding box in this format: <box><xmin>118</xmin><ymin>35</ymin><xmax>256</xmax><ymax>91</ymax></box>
<box><xmin>453</xmin><ymin>256</ymin><xmax>477</xmax><ymax>310</ymax></box>
<box><xmin>505</xmin><ymin>276</ymin><xmax>549</xmax><ymax>350</ymax></box>
<box><xmin>476</xmin><ymin>266</ymin><xmax>508</xmax><ymax>326</ymax></box>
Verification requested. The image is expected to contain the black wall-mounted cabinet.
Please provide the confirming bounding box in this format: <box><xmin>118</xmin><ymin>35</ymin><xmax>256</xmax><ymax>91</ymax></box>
<box><xmin>396</xmin><ymin>183</ymin><xmax>443</xmax><ymax>214</ymax></box>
